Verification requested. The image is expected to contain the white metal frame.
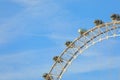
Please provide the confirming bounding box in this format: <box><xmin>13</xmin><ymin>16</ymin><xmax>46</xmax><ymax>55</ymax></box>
<box><xmin>46</xmin><ymin>21</ymin><xmax>120</xmax><ymax>80</ymax></box>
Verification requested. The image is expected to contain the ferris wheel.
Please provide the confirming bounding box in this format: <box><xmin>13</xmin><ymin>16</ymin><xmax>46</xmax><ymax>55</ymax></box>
<box><xmin>43</xmin><ymin>14</ymin><xmax>120</xmax><ymax>80</ymax></box>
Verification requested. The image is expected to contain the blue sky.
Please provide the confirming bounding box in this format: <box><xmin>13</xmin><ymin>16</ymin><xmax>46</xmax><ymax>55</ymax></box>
<box><xmin>0</xmin><ymin>0</ymin><xmax>120</xmax><ymax>80</ymax></box>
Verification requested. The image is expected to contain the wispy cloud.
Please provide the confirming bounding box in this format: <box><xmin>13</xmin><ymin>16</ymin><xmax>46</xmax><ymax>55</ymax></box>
<box><xmin>2</xmin><ymin>0</ymin><xmax>94</xmax><ymax>46</ymax></box>
<box><xmin>0</xmin><ymin>0</ymin><xmax>74</xmax><ymax>44</ymax></box>
<box><xmin>0</xmin><ymin>49</ymin><xmax>53</xmax><ymax>80</ymax></box>
<box><xmin>0</xmin><ymin>64</ymin><xmax>48</xmax><ymax>80</ymax></box>
<box><xmin>11</xmin><ymin>0</ymin><xmax>41</xmax><ymax>7</ymax></box>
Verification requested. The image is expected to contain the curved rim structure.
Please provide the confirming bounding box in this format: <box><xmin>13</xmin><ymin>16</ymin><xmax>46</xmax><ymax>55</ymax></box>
<box><xmin>44</xmin><ymin>20</ymin><xmax>120</xmax><ymax>80</ymax></box>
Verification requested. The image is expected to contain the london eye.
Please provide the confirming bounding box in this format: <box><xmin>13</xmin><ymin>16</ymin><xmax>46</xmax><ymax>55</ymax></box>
<box><xmin>43</xmin><ymin>14</ymin><xmax>120</xmax><ymax>80</ymax></box>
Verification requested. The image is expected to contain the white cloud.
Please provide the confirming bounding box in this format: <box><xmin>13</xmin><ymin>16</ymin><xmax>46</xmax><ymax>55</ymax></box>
<box><xmin>0</xmin><ymin>0</ymin><xmax>79</xmax><ymax>44</ymax></box>
<box><xmin>0</xmin><ymin>0</ymin><xmax>61</xmax><ymax>44</ymax></box>
<box><xmin>0</xmin><ymin>65</ymin><xmax>47</xmax><ymax>80</ymax></box>
<box><xmin>0</xmin><ymin>50</ymin><xmax>52</xmax><ymax>80</ymax></box>
<box><xmin>11</xmin><ymin>0</ymin><xmax>41</xmax><ymax>7</ymax></box>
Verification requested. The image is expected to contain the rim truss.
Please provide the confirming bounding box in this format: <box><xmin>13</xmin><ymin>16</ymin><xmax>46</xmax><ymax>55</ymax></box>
<box><xmin>46</xmin><ymin>20</ymin><xmax>120</xmax><ymax>80</ymax></box>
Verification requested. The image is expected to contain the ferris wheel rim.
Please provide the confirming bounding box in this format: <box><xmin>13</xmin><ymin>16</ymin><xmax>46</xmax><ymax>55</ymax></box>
<box><xmin>44</xmin><ymin>20</ymin><xmax>120</xmax><ymax>80</ymax></box>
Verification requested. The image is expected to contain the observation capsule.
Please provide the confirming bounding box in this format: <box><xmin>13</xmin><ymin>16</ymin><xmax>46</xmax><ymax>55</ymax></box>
<box><xmin>78</xmin><ymin>29</ymin><xmax>87</xmax><ymax>35</ymax></box>
<box><xmin>53</xmin><ymin>56</ymin><xmax>63</xmax><ymax>63</ymax></box>
<box><xmin>43</xmin><ymin>73</ymin><xmax>53</xmax><ymax>80</ymax></box>
<box><xmin>94</xmin><ymin>19</ymin><xmax>104</xmax><ymax>26</ymax></box>
<box><xmin>111</xmin><ymin>14</ymin><xmax>120</xmax><ymax>21</ymax></box>
<box><xmin>65</xmin><ymin>41</ymin><xmax>74</xmax><ymax>48</ymax></box>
